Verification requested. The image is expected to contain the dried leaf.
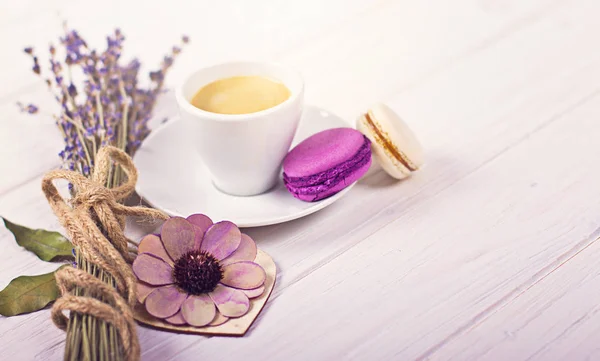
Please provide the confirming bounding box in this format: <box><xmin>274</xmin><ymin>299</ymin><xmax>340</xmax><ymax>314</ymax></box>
<box><xmin>2</xmin><ymin>217</ymin><xmax>73</xmax><ymax>262</ymax></box>
<box><xmin>0</xmin><ymin>268</ymin><xmax>64</xmax><ymax>316</ymax></box>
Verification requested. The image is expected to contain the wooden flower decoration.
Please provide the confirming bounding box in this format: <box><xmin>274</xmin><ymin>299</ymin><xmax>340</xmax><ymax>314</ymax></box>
<box><xmin>133</xmin><ymin>214</ymin><xmax>268</xmax><ymax>327</ymax></box>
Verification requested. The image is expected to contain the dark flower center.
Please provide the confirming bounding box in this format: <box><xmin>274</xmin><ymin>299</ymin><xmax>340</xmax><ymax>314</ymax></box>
<box><xmin>173</xmin><ymin>250</ymin><xmax>223</xmax><ymax>295</ymax></box>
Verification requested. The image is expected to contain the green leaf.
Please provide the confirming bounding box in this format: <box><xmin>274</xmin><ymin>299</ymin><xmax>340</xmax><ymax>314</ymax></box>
<box><xmin>0</xmin><ymin>268</ymin><xmax>64</xmax><ymax>316</ymax></box>
<box><xmin>2</xmin><ymin>217</ymin><xmax>73</xmax><ymax>262</ymax></box>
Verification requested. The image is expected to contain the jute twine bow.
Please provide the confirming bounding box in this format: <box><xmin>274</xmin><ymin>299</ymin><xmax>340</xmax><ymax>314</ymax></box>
<box><xmin>42</xmin><ymin>146</ymin><xmax>169</xmax><ymax>361</ymax></box>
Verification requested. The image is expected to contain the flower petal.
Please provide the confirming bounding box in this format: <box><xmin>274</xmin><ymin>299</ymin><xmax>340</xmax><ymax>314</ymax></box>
<box><xmin>181</xmin><ymin>294</ymin><xmax>216</xmax><ymax>327</ymax></box>
<box><xmin>132</xmin><ymin>253</ymin><xmax>174</xmax><ymax>286</ymax></box>
<box><xmin>221</xmin><ymin>234</ymin><xmax>257</xmax><ymax>266</ymax></box>
<box><xmin>209</xmin><ymin>311</ymin><xmax>229</xmax><ymax>326</ymax></box>
<box><xmin>138</xmin><ymin>234</ymin><xmax>173</xmax><ymax>265</ymax></box>
<box><xmin>242</xmin><ymin>285</ymin><xmax>265</xmax><ymax>299</ymax></box>
<box><xmin>136</xmin><ymin>282</ymin><xmax>157</xmax><ymax>303</ymax></box>
<box><xmin>221</xmin><ymin>261</ymin><xmax>266</xmax><ymax>289</ymax></box>
<box><xmin>201</xmin><ymin>221</ymin><xmax>241</xmax><ymax>260</ymax></box>
<box><xmin>190</xmin><ymin>226</ymin><xmax>204</xmax><ymax>250</ymax></box>
<box><xmin>145</xmin><ymin>285</ymin><xmax>187</xmax><ymax>319</ymax></box>
<box><xmin>161</xmin><ymin>217</ymin><xmax>196</xmax><ymax>261</ymax></box>
<box><xmin>209</xmin><ymin>284</ymin><xmax>249</xmax><ymax>318</ymax></box>
<box><xmin>165</xmin><ymin>311</ymin><xmax>187</xmax><ymax>325</ymax></box>
<box><xmin>186</xmin><ymin>214</ymin><xmax>213</xmax><ymax>249</ymax></box>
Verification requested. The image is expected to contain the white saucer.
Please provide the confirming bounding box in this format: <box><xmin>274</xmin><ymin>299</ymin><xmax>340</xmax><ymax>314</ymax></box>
<box><xmin>134</xmin><ymin>106</ymin><xmax>355</xmax><ymax>227</ymax></box>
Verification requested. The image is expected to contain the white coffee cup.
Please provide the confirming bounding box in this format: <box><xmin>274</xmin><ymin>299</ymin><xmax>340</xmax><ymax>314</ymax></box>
<box><xmin>176</xmin><ymin>61</ymin><xmax>304</xmax><ymax>196</ymax></box>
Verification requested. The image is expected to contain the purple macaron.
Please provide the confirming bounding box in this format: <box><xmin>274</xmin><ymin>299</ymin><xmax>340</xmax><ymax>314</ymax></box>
<box><xmin>282</xmin><ymin>127</ymin><xmax>372</xmax><ymax>202</ymax></box>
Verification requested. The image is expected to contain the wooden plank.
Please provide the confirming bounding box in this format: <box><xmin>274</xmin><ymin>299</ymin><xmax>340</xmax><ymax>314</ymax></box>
<box><xmin>436</xmin><ymin>235</ymin><xmax>600</xmax><ymax>361</ymax></box>
<box><xmin>0</xmin><ymin>0</ymin><xmax>599</xmax><ymax>360</ymax></box>
<box><xmin>280</xmin><ymin>0</ymin><xmax>568</xmax><ymax>120</ymax></box>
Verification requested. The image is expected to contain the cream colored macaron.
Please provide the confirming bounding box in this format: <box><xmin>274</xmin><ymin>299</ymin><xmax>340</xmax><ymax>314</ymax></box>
<box><xmin>356</xmin><ymin>103</ymin><xmax>424</xmax><ymax>179</ymax></box>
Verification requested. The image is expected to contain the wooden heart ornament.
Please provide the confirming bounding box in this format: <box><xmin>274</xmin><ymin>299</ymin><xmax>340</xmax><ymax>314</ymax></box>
<box><xmin>134</xmin><ymin>249</ymin><xmax>276</xmax><ymax>336</ymax></box>
<box><xmin>131</xmin><ymin>215</ymin><xmax>276</xmax><ymax>336</ymax></box>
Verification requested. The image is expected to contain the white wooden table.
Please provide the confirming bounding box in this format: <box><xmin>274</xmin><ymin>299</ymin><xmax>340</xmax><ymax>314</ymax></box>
<box><xmin>2</xmin><ymin>0</ymin><xmax>600</xmax><ymax>360</ymax></box>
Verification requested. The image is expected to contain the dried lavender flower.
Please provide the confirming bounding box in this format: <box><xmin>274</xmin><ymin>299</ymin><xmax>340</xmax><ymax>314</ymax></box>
<box><xmin>17</xmin><ymin>102</ymin><xmax>39</xmax><ymax>114</ymax></box>
<box><xmin>19</xmin><ymin>27</ymin><xmax>188</xmax><ymax>180</ymax></box>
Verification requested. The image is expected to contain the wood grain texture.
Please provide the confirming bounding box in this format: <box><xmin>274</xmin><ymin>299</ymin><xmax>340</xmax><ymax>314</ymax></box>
<box><xmin>438</xmin><ymin>236</ymin><xmax>600</xmax><ymax>361</ymax></box>
<box><xmin>1</xmin><ymin>0</ymin><xmax>600</xmax><ymax>360</ymax></box>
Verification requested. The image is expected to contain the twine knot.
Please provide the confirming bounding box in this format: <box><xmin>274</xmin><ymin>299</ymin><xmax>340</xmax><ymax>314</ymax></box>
<box><xmin>73</xmin><ymin>183</ymin><xmax>114</xmax><ymax>208</ymax></box>
<box><xmin>41</xmin><ymin>146</ymin><xmax>169</xmax><ymax>361</ymax></box>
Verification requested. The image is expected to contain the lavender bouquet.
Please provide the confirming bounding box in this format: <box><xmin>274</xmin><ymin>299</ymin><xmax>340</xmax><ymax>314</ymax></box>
<box><xmin>15</xmin><ymin>26</ymin><xmax>187</xmax><ymax>361</ymax></box>
<box><xmin>20</xmin><ymin>28</ymin><xmax>188</xmax><ymax>183</ymax></box>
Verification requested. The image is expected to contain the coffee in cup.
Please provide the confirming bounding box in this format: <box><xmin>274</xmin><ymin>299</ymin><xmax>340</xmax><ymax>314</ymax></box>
<box><xmin>176</xmin><ymin>62</ymin><xmax>304</xmax><ymax>197</ymax></box>
<box><xmin>190</xmin><ymin>76</ymin><xmax>291</xmax><ymax>115</ymax></box>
